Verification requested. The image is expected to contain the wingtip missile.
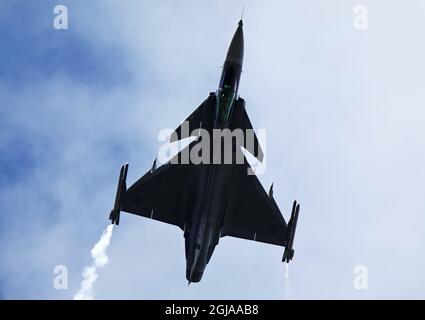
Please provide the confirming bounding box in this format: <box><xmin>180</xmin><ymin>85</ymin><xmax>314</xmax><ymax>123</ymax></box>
<box><xmin>282</xmin><ymin>201</ymin><xmax>300</xmax><ymax>263</ymax></box>
<box><xmin>109</xmin><ymin>163</ymin><xmax>128</xmax><ymax>225</ymax></box>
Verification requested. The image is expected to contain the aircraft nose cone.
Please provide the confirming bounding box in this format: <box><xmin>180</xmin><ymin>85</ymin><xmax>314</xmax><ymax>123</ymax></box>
<box><xmin>225</xmin><ymin>20</ymin><xmax>244</xmax><ymax>66</ymax></box>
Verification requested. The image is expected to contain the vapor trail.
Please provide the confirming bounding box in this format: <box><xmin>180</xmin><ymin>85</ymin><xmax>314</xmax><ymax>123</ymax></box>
<box><xmin>74</xmin><ymin>224</ymin><xmax>114</xmax><ymax>300</ymax></box>
<box><xmin>283</xmin><ymin>263</ymin><xmax>295</xmax><ymax>300</ymax></box>
<box><xmin>285</xmin><ymin>262</ymin><xmax>290</xmax><ymax>280</ymax></box>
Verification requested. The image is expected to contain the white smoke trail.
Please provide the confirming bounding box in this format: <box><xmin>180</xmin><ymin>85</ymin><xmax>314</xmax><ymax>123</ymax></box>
<box><xmin>285</xmin><ymin>262</ymin><xmax>290</xmax><ymax>280</ymax></box>
<box><xmin>283</xmin><ymin>263</ymin><xmax>295</xmax><ymax>300</ymax></box>
<box><xmin>74</xmin><ymin>224</ymin><xmax>114</xmax><ymax>300</ymax></box>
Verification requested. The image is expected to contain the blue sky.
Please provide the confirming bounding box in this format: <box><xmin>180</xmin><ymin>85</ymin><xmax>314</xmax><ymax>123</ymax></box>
<box><xmin>1</xmin><ymin>0</ymin><xmax>425</xmax><ymax>299</ymax></box>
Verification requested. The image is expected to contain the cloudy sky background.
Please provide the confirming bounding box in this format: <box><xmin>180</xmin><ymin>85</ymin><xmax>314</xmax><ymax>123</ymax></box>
<box><xmin>1</xmin><ymin>0</ymin><xmax>425</xmax><ymax>299</ymax></box>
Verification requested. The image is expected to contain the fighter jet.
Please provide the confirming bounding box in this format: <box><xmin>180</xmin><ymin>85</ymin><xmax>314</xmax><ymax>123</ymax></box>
<box><xmin>109</xmin><ymin>20</ymin><xmax>300</xmax><ymax>283</ymax></box>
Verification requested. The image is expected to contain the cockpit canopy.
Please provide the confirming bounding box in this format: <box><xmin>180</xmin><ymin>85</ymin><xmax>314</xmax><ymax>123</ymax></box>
<box><xmin>216</xmin><ymin>66</ymin><xmax>238</xmax><ymax>123</ymax></box>
<box><xmin>215</xmin><ymin>87</ymin><xmax>236</xmax><ymax>123</ymax></box>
